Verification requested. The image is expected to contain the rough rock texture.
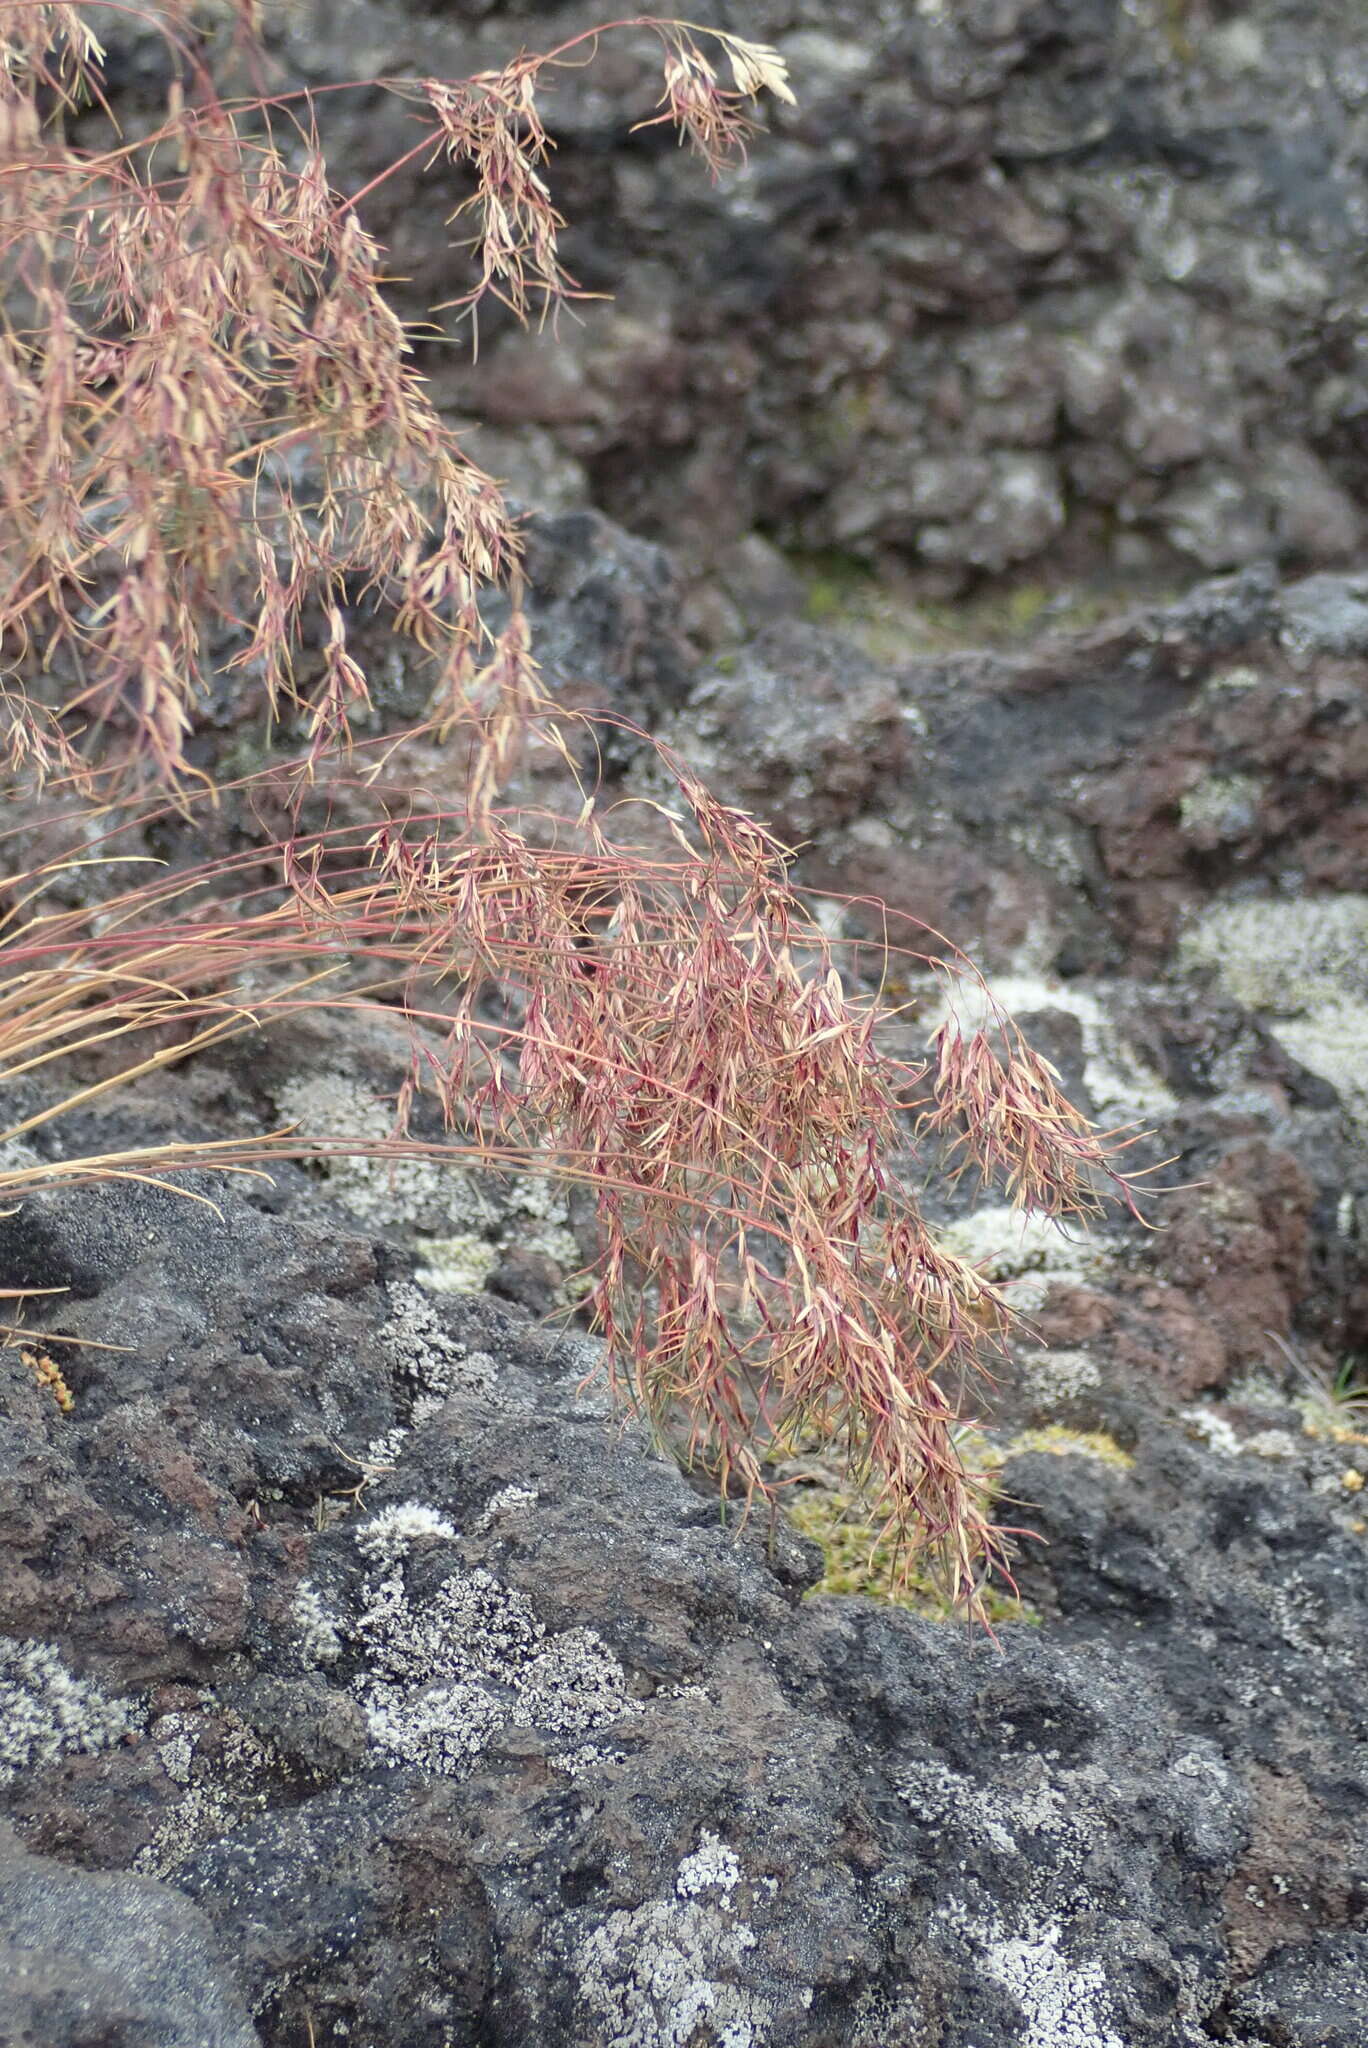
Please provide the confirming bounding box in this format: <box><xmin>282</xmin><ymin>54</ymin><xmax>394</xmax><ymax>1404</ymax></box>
<box><xmin>659</xmin><ymin>562</ymin><xmax>1368</xmax><ymax>1382</ymax></box>
<box><xmin>0</xmin><ymin>1827</ymin><xmax>257</xmax><ymax>2048</ymax></box>
<box><xmin>132</xmin><ymin>0</ymin><xmax>1368</xmax><ymax>612</ymax></box>
<box><xmin>5</xmin><ymin>517</ymin><xmax>1368</xmax><ymax>2043</ymax></box>
<box><xmin>664</xmin><ymin>564</ymin><xmax>1368</xmax><ymax>975</ymax></box>
<box><xmin>3</xmin><ymin>1001</ymin><xmax>1367</xmax><ymax>2043</ymax></box>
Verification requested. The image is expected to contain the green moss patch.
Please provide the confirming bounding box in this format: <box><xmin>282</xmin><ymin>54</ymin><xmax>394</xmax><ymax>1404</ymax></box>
<box><xmin>1007</xmin><ymin>1424</ymin><xmax>1134</xmax><ymax>1470</ymax></box>
<box><xmin>785</xmin><ymin>1481</ymin><xmax>1037</xmax><ymax>1627</ymax></box>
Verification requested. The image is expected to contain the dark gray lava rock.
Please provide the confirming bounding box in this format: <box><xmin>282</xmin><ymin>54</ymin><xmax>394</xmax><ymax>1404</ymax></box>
<box><xmin>3</xmin><ymin>1119</ymin><xmax>1367</xmax><ymax>2044</ymax></box>
<box><xmin>661</xmin><ymin>564</ymin><xmax>1368</xmax><ymax>985</ymax></box>
<box><xmin>1225</xmin><ymin>1933</ymin><xmax>1368</xmax><ymax>2048</ymax></box>
<box><xmin>0</xmin><ymin>1826</ymin><xmax>258</xmax><ymax>2048</ymax></box>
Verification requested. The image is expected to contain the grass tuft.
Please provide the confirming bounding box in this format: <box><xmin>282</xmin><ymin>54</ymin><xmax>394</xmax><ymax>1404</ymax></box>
<box><xmin>0</xmin><ymin>5</ymin><xmax>1152</xmax><ymax>1619</ymax></box>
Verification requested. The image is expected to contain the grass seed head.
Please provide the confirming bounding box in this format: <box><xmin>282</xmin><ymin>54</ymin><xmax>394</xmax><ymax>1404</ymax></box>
<box><xmin>0</xmin><ymin>7</ymin><xmax>1150</xmax><ymax>1621</ymax></box>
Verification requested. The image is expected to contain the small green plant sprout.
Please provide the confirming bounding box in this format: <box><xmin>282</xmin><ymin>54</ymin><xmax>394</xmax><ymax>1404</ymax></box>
<box><xmin>1268</xmin><ymin>1332</ymin><xmax>1368</xmax><ymax>1443</ymax></box>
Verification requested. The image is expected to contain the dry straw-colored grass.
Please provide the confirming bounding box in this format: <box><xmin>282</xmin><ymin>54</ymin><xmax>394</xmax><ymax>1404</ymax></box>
<box><xmin>0</xmin><ymin>3</ymin><xmax>1150</xmax><ymax>1616</ymax></box>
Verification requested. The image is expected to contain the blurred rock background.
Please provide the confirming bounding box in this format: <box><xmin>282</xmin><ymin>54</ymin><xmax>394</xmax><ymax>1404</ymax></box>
<box><xmin>234</xmin><ymin>0</ymin><xmax>1368</xmax><ymax>632</ymax></box>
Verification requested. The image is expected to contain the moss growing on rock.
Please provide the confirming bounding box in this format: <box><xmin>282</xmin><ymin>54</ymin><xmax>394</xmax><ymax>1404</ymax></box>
<box><xmin>1008</xmin><ymin>1425</ymin><xmax>1135</xmax><ymax>1471</ymax></box>
<box><xmin>786</xmin><ymin>1476</ymin><xmax>1037</xmax><ymax>1627</ymax></box>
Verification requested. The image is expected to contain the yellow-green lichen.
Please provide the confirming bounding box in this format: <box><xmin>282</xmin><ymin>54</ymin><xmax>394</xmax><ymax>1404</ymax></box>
<box><xmin>1178</xmin><ymin>772</ymin><xmax>1264</xmax><ymax>841</ymax></box>
<box><xmin>790</xmin><ymin>548</ymin><xmax>878</xmax><ymax>626</ymax></box>
<box><xmin>412</xmin><ymin>1234</ymin><xmax>501</xmax><ymax>1295</ymax></box>
<box><xmin>1007</xmin><ymin>1424</ymin><xmax>1134</xmax><ymax>1470</ymax></box>
<box><xmin>785</xmin><ymin>1480</ymin><xmax>1036</xmax><ymax>1627</ymax></box>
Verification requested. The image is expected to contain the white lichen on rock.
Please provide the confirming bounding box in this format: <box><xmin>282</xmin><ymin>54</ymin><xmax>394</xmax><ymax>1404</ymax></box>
<box><xmin>1017</xmin><ymin>1349</ymin><xmax>1102</xmax><ymax>1405</ymax></box>
<box><xmin>0</xmin><ymin>1137</ymin><xmax>42</xmax><ymax>1181</ymax></box>
<box><xmin>1274</xmin><ymin>1004</ymin><xmax>1368</xmax><ymax>1131</ymax></box>
<box><xmin>274</xmin><ymin>1073</ymin><xmax>580</xmax><ymax>1297</ymax></box>
<box><xmin>981</xmin><ymin>1919</ymin><xmax>1125</xmax><ymax>2048</ymax></box>
<box><xmin>938</xmin><ymin>1899</ymin><xmax>1125</xmax><ymax>2048</ymax></box>
<box><xmin>938</xmin><ymin>1204</ymin><xmax>1104</xmax><ymax>1311</ymax></box>
<box><xmin>326</xmin><ymin>1295</ymin><xmax>502</xmax><ymax>1514</ymax></box>
<box><xmin>381</xmin><ymin>1281</ymin><xmax>494</xmax><ymax>1402</ymax></box>
<box><xmin>899</xmin><ymin>1758</ymin><xmax>1077</xmax><ymax>1864</ymax></box>
<box><xmin>576</xmin><ymin>1835</ymin><xmax>770</xmax><ymax>2048</ymax></box>
<box><xmin>362</xmin><ymin>1676</ymin><xmax>504</xmax><ymax>1776</ymax></box>
<box><xmin>1182</xmin><ymin>1407</ymin><xmax>1244</xmax><ymax>1457</ymax></box>
<box><xmin>1178</xmin><ymin>772</ymin><xmax>1264</xmax><ymax>841</ymax></box>
<box><xmin>295</xmin><ymin>1503</ymin><xmax>639</xmax><ymax>1776</ymax></box>
<box><xmin>1242</xmin><ymin>1428</ymin><xmax>1302</xmax><ymax>1462</ymax></box>
<box><xmin>0</xmin><ymin>1638</ymin><xmax>142</xmax><ymax>1782</ymax></box>
<box><xmin>503</xmin><ymin>1171</ymin><xmax>583</xmax><ymax>1272</ymax></box>
<box><xmin>1178</xmin><ymin>893</ymin><xmax>1368</xmax><ymax>1126</ymax></box>
<box><xmin>134</xmin><ymin>1714</ymin><xmax>278</xmax><ymax>1878</ymax></box>
<box><xmin>290</xmin><ymin>1580</ymin><xmax>344</xmax><ymax>1665</ymax></box>
<box><xmin>273</xmin><ymin>1072</ymin><xmax>496</xmax><ymax>1233</ymax></box>
<box><xmin>354</xmin><ymin>1557</ymin><xmax>537</xmax><ymax>1685</ymax></box>
<box><xmin>413</xmin><ymin>1172</ymin><xmax>581</xmax><ymax>1296</ymax></box>
<box><xmin>355</xmin><ymin>1502</ymin><xmax>458</xmax><ymax>1564</ymax></box>
<box><xmin>362</xmin><ymin>1424</ymin><xmax>408</xmax><ymax>1472</ymax></box>
<box><xmin>512</xmin><ymin>1629</ymin><xmax>639</xmax><ymax>1733</ymax></box>
<box><xmin>551</xmin><ymin>1738</ymin><xmax>631</xmax><ymax>1775</ymax></box>
<box><xmin>476</xmin><ymin>1484</ymin><xmax>539</xmax><ymax>1533</ymax></box>
<box><xmin>1179</xmin><ymin>892</ymin><xmax>1368</xmax><ymax>1010</ymax></box>
<box><xmin>676</xmin><ymin>1831</ymin><xmax>744</xmax><ymax>1908</ymax></box>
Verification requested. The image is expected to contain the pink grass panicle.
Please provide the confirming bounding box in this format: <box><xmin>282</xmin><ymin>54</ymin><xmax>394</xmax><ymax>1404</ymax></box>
<box><xmin>0</xmin><ymin>5</ymin><xmax>1151</xmax><ymax>1620</ymax></box>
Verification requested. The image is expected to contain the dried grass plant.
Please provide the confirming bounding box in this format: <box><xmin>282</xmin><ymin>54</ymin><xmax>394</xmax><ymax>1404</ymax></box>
<box><xmin>0</xmin><ymin>3</ymin><xmax>1149</xmax><ymax>1616</ymax></box>
<box><xmin>0</xmin><ymin>2</ymin><xmax>790</xmax><ymax>791</ymax></box>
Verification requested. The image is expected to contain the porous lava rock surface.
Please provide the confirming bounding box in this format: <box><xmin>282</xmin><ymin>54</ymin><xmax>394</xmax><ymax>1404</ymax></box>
<box><xmin>663</xmin><ymin>563</ymin><xmax>1368</xmax><ymax>976</ymax></box>
<box><xmin>2</xmin><ymin>916</ymin><xmax>1367</xmax><ymax>2047</ymax></box>
<box><xmin>0</xmin><ymin>1160</ymin><xmax>1338</xmax><ymax>2044</ymax></box>
<box><xmin>4</xmin><ymin>481</ymin><xmax>1368</xmax><ymax>2041</ymax></box>
<box><xmin>8</xmin><ymin>4</ymin><xmax>1368</xmax><ymax>2022</ymax></box>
